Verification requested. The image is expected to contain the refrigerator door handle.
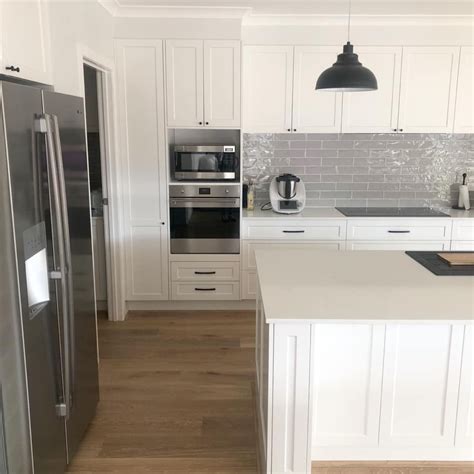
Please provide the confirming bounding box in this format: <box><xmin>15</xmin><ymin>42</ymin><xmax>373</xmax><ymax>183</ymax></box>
<box><xmin>51</xmin><ymin>114</ymin><xmax>75</xmax><ymax>417</ymax></box>
<box><xmin>43</xmin><ymin>114</ymin><xmax>73</xmax><ymax>420</ymax></box>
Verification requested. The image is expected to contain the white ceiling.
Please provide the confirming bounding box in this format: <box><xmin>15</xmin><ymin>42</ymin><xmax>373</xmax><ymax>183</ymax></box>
<box><xmin>105</xmin><ymin>0</ymin><xmax>474</xmax><ymax>18</ymax></box>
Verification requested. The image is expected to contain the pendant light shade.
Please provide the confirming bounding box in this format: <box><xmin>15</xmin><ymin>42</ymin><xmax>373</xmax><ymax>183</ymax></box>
<box><xmin>316</xmin><ymin>42</ymin><xmax>378</xmax><ymax>92</ymax></box>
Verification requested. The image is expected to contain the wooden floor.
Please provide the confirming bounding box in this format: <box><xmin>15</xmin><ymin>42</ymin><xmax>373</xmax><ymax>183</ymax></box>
<box><xmin>68</xmin><ymin>310</ymin><xmax>473</xmax><ymax>474</ymax></box>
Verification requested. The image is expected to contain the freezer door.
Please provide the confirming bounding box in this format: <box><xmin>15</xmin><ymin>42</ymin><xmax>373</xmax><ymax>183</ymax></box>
<box><xmin>1</xmin><ymin>81</ymin><xmax>67</xmax><ymax>474</ymax></box>
<box><xmin>42</xmin><ymin>91</ymin><xmax>99</xmax><ymax>461</ymax></box>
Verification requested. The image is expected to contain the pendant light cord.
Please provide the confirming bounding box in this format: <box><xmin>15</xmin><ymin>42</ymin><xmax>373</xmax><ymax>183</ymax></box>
<box><xmin>347</xmin><ymin>0</ymin><xmax>352</xmax><ymax>42</ymax></box>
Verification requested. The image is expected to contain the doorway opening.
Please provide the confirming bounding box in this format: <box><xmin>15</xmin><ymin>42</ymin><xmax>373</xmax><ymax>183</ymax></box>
<box><xmin>83</xmin><ymin>63</ymin><xmax>110</xmax><ymax>321</ymax></box>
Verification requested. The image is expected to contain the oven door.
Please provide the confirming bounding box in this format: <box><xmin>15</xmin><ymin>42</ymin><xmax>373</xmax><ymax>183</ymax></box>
<box><xmin>174</xmin><ymin>151</ymin><xmax>237</xmax><ymax>180</ymax></box>
<box><xmin>170</xmin><ymin>198</ymin><xmax>240</xmax><ymax>254</ymax></box>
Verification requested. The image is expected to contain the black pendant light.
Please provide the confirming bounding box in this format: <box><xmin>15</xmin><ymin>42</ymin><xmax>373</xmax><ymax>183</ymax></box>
<box><xmin>316</xmin><ymin>0</ymin><xmax>377</xmax><ymax>92</ymax></box>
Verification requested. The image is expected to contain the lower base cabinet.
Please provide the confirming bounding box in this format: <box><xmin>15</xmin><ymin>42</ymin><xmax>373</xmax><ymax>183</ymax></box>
<box><xmin>312</xmin><ymin>323</ymin><xmax>470</xmax><ymax>461</ymax></box>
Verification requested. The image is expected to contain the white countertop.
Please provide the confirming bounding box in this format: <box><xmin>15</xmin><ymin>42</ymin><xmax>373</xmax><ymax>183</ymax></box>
<box><xmin>255</xmin><ymin>249</ymin><xmax>474</xmax><ymax>324</ymax></box>
<box><xmin>243</xmin><ymin>207</ymin><xmax>474</xmax><ymax>219</ymax></box>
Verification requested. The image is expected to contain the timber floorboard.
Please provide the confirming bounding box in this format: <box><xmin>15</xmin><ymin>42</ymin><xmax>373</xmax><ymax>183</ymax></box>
<box><xmin>68</xmin><ymin>310</ymin><xmax>473</xmax><ymax>474</ymax></box>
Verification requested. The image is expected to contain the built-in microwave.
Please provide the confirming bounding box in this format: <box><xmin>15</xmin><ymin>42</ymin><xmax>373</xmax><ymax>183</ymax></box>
<box><xmin>173</xmin><ymin>145</ymin><xmax>238</xmax><ymax>181</ymax></box>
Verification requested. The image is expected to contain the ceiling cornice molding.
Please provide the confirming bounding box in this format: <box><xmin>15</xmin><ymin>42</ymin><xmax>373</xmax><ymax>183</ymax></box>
<box><xmin>97</xmin><ymin>0</ymin><xmax>474</xmax><ymax>25</ymax></box>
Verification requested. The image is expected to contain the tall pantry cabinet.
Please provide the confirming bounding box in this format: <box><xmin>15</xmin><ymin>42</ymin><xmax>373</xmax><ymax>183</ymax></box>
<box><xmin>115</xmin><ymin>40</ymin><xmax>169</xmax><ymax>301</ymax></box>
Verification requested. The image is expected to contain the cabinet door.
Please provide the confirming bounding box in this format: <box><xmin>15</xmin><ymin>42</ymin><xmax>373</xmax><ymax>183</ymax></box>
<box><xmin>398</xmin><ymin>47</ymin><xmax>460</xmax><ymax>133</ymax></box>
<box><xmin>454</xmin><ymin>47</ymin><xmax>474</xmax><ymax>133</ymax></box>
<box><xmin>204</xmin><ymin>40</ymin><xmax>240</xmax><ymax>128</ymax></box>
<box><xmin>115</xmin><ymin>40</ymin><xmax>169</xmax><ymax>300</ymax></box>
<box><xmin>165</xmin><ymin>40</ymin><xmax>204</xmax><ymax>127</ymax></box>
<box><xmin>455</xmin><ymin>325</ymin><xmax>473</xmax><ymax>449</ymax></box>
<box><xmin>243</xmin><ymin>46</ymin><xmax>294</xmax><ymax>132</ymax></box>
<box><xmin>293</xmin><ymin>46</ymin><xmax>342</xmax><ymax>133</ymax></box>
<box><xmin>380</xmin><ymin>324</ymin><xmax>464</xmax><ymax>448</ymax></box>
<box><xmin>312</xmin><ymin>324</ymin><xmax>385</xmax><ymax>449</ymax></box>
<box><xmin>0</xmin><ymin>0</ymin><xmax>51</xmax><ymax>84</ymax></box>
<box><xmin>342</xmin><ymin>47</ymin><xmax>402</xmax><ymax>133</ymax></box>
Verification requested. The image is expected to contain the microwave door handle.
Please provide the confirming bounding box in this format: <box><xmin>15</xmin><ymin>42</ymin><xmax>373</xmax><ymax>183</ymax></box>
<box><xmin>44</xmin><ymin>114</ymin><xmax>70</xmax><ymax>418</ymax></box>
<box><xmin>51</xmin><ymin>115</ymin><xmax>75</xmax><ymax>417</ymax></box>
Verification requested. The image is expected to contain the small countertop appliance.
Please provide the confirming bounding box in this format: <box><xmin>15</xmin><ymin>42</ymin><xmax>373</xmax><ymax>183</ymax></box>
<box><xmin>269</xmin><ymin>173</ymin><xmax>306</xmax><ymax>214</ymax></box>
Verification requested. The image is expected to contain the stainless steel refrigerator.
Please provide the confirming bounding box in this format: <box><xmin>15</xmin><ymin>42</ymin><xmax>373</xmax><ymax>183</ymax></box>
<box><xmin>0</xmin><ymin>80</ymin><xmax>99</xmax><ymax>474</ymax></box>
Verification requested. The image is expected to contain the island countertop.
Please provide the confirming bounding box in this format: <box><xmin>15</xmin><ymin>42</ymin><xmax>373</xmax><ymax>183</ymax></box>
<box><xmin>255</xmin><ymin>249</ymin><xmax>474</xmax><ymax>323</ymax></box>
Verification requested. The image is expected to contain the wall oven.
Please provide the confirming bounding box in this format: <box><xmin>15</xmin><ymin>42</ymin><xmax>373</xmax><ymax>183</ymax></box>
<box><xmin>173</xmin><ymin>145</ymin><xmax>238</xmax><ymax>181</ymax></box>
<box><xmin>169</xmin><ymin>185</ymin><xmax>240</xmax><ymax>254</ymax></box>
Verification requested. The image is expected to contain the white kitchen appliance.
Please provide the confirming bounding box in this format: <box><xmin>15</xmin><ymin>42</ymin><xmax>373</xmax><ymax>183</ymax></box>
<box><xmin>269</xmin><ymin>173</ymin><xmax>306</xmax><ymax>214</ymax></box>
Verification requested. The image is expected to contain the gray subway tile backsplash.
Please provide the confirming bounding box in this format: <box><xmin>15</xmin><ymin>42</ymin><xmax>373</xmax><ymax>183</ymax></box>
<box><xmin>243</xmin><ymin>132</ymin><xmax>474</xmax><ymax>208</ymax></box>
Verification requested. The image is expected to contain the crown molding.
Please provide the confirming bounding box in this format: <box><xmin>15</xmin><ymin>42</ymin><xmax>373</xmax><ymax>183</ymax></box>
<box><xmin>97</xmin><ymin>0</ymin><xmax>474</xmax><ymax>25</ymax></box>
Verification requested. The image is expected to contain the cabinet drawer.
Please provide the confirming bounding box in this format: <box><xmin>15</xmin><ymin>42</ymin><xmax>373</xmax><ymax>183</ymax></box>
<box><xmin>452</xmin><ymin>220</ymin><xmax>474</xmax><ymax>241</ymax></box>
<box><xmin>347</xmin><ymin>241</ymin><xmax>450</xmax><ymax>251</ymax></box>
<box><xmin>242</xmin><ymin>270</ymin><xmax>258</xmax><ymax>299</ymax></box>
<box><xmin>347</xmin><ymin>219</ymin><xmax>452</xmax><ymax>241</ymax></box>
<box><xmin>243</xmin><ymin>220</ymin><xmax>346</xmax><ymax>240</ymax></box>
<box><xmin>171</xmin><ymin>282</ymin><xmax>240</xmax><ymax>300</ymax></box>
<box><xmin>171</xmin><ymin>261</ymin><xmax>239</xmax><ymax>281</ymax></box>
<box><xmin>243</xmin><ymin>240</ymin><xmax>343</xmax><ymax>270</ymax></box>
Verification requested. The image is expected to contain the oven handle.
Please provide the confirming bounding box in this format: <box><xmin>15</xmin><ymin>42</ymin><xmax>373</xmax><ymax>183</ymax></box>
<box><xmin>170</xmin><ymin>199</ymin><xmax>240</xmax><ymax>209</ymax></box>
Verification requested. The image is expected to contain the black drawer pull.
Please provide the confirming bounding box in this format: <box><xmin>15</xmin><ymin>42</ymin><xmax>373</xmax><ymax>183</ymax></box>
<box><xmin>388</xmin><ymin>230</ymin><xmax>411</xmax><ymax>233</ymax></box>
<box><xmin>194</xmin><ymin>287</ymin><xmax>216</xmax><ymax>291</ymax></box>
<box><xmin>5</xmin><ymin>65</ymin><xmax>20</xmax><ymax>73</ymax></box>
<box><xmin>283</xmin><ymin>230</ymin><xmax>305</xmax><ymax>233</ymax></box>
<box><xmin>194</xmin><ymin>271</ymin><xmax>216</xmax><ymax>275</ymax></box>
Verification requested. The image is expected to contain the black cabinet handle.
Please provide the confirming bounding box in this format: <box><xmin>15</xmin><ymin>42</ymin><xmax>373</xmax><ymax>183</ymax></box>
<box><xmin>399</xmin><ymin>129</ymin><xmax>404</xmax><ymax>132</ymax></box>
<box><xmin>392</xmin><ymin>128</ymin><xmax>397</xmax><ymax>132</ymax></box>
<box><xmin>194</xmin><ymin>271</ymin><xmax>216</xmax><ymax>275</ymax></box>
<box><xmin>388</xmin><ymin>230</ymin><xmax>411</xmax><ymax>233</ymax></box>
<box><xmin>5</xmin><ymin>65</ymin><xmax>20</xmax><ymax>73</ymax></box>
<box><xmin>198</xmin><ymin>121</ymin><xmax>203</xmax><ymax>125</ymax></box>
<box><xmin>283</xmin><ymin>230</ymin><xmax>305</xmax><ymax>233</ymax></box>
<box><xmin>293</xmin><ymin>129</ymin><xmax>297</xmax><ymax>132</ymax></box>
<box><xmin>205</xmin><ymin>122</ymin><xmax>209</xmax><ymax>125</ymax></box>
<box><xmin>287</xmin><ymin>128</ymin><xmax>291</xmax><ymax>132</ymax></box>
<box><xmin>194</xmin><ymin>287</ymin><xmax>216</xmax><ymax>291</ymax></box>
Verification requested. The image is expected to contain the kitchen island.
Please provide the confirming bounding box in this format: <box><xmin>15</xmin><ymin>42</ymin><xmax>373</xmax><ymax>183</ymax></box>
<box><xmin>255</xmin><ymin>249</ymin><xmax>474</xmax><ymax>473</ymax></box>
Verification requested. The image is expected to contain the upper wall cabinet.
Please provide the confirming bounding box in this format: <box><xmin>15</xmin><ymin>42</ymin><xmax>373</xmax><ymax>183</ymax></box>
<box><xmin>342</xmin><ymin>47</ymin><xmax>402</xmax><ymax>133</ymax></box>
<box><xmin>454</xmin><ymin>46</ymin><xmax>474</xmax><ymax>133</ymax></box>
<box><xmin>0</xmin><ymin>0</ymin><xmax>51</xmax><ymax>84</ymax></box>
<box><xmin>165</xmin><ymin>40</ymin><xmax>240</xmax><ymax>128</ymax></box>
<box><xmin>243</xmin><ymin>45</ymin><xmax>342</xmax><ymax>133</ymax></box>
<box><xmin>293</xmin><ymin>46</ymin><xmax>343</xmax><ymax>133</ymax></box>
<box><xmin>243</xmin><ymin>46</ymin><xmax>294</xmax><ymax>132</ymax></box>
<box><xmin>398</xmin><ymin>46</ymin><xmax>460</xmax><ymax>133</ymax></box>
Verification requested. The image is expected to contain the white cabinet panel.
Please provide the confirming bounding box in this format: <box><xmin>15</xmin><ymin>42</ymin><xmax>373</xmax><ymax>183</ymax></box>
<box><xmin>452</xmin><ymin>219</ymin><xmax>474</xmax><ymax>241</ymax></box>
<box><xmin>380</xmin><ymin>324</ymin><xmax>464</xmax><ymax>448</ymax></box>
<box><xmin>312</xmin><ymin>324</ymin><xmax>385</xmax><ymax>448</ymax></box>
<box><xmin>171</xmin><ymin>282</ymin><xmax>239</xmax><ymax>300</ymax></box>
<box><xmin>242</xmin><ymin>270</ymin><xmax>258</xmax><ymax>300</ymax></box>
<box><xmin>204</xmin><ymin>40</ymin><xmax>241</xmax><ymax>128</ymax></box>
<box><xmin>398</xmin><ymin>47</ymin><xmax>460</xmax><ymax>133</ymax></box>
<box><xmin>342</xmin><ymin>47</ymin><xmax>402</xmax><ymax>133</ymax></box>
<box><xmin>451</xmin><ymin>241</ymin><xmax>474</xmax><ymax>251</ymax></box>
<box><xmin>454</xmin><ymin>47</ymin><xmax>474</xmax><ymax>133</ymax></box>
<box><xmin>129</xmin><ymin>226</ymin><xmax>168</xmax><ymax>299</ymax></box>
<box><xmin>91</xmin><ymin>218</ymin><xmax>107</xmax><ymax>302</ymax></box>
<box><xmin>0</xmin><ymin>0</ymin><xmax>51</xmax><ymax>84</ymax></box>
<box><xmin>293</xmin><ymin>46</ymin><xmax>343</xmax><ymax>133</ymax></box>
<box><xmin>347</xmin><ymin>241</ymin><xmax>450</xmax><ymax>251</ymax></box>
<box><xmin>347</xmin><ymin>219</ymin><xmax>452</xmax><ymax>241</ymax></box>
<box><xmin>116</xmin><ymin>41</ymin><xmax>168</xmax><ymax>300</ymax></box>
<box><xmin>171</xmin><ymin>261</ymin><xmax>240</xmax><ymax>282</ymax></box>
<box><xmin>456</xmin><ymin>325</ymin><xmax>474</xmax><ymax>449</ymax></box>
<box><xmin>243</xmin><ymin>46</ymin><xmax>294</xmax><ymax>132</ymax></box>
<box><xmin>165</xmin><ymin>40</ymin><xmax>204</xmax><ymax>127</ymax></box>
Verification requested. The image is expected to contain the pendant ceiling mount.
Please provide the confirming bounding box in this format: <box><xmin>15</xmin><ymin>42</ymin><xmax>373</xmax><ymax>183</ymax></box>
<box><xmin>315</xmin><ymin>0</ymin><xmax>378</xmax><ymax>92</ymax></box>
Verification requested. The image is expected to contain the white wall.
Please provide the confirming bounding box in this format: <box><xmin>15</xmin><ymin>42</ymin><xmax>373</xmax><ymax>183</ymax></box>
<box><xmin>47</xmin><ymin>0</ymin><xmax>114</xmax><ymax>96</ymax></box>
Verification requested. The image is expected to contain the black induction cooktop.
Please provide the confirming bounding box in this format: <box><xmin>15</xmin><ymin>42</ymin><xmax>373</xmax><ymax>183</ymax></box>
<box><xmin>335</xmin><ymin>207</ymin><xmax>450</xmax><ymax>217</ymax></box>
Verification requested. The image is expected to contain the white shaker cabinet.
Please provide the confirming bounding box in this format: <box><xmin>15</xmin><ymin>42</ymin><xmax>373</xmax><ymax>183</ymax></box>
<box><xmin>454</xmin><ymin>46</ymin><xmax>474</xmax><ymax>133</ymax></box>
<box><xmin>342</xmin><ymin>47</ymin><xmax>402</xmax><ymax>133</ymax></box>
<box><xmin>243</xmin><ymin>46</ymin><xmax>294</xmax><ymax>132</ymax></box>
<box><xmin>379</xmin><ymin>324</ymin><xmax>464</xmax><ymax>448</ymax></box>
<box><xmin>0</xmin><ymin>0</ymin><xmax>51</xmax><ymax>84</ymax></box>
<box><xmin>398</xmin><ymin>46</ymin><xmax>460</xmax><ymax>133</ymax></box>
<box><xmin>91</xmin><ymin>217</ymin><xmax>107</xmax><ymax>304</ymax></box>
<box><xmin>293</xmin><ymin>46</ymin><xmax>343</xmax><ymax>133</ymax></box>
<box><xmin>115</xmin><ymin>40</ymin><xmax>169</xmax><ymax>300</ymax></box>
<box><xmin>165</xmin><ymin>40</ymin><xmax>204</xmax><ymax>128</ymax></box>
<box><xmin>165</xmin><ymin>40</ymin><xmax>240</xmax><ymax>128</ymax></box>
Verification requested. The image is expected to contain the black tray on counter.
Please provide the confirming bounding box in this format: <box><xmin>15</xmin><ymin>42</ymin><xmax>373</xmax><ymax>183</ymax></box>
<box><xmin>406</xmin><ymin>251</ymin><xmax>474</xmax><ymax>276</ymax></box>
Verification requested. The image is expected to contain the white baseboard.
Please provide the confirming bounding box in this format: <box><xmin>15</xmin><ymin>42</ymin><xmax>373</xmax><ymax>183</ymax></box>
<box><xmin>126</xmin><ymin>299</ymin><xmax>256</xmax><ymax>311</ymax></box>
